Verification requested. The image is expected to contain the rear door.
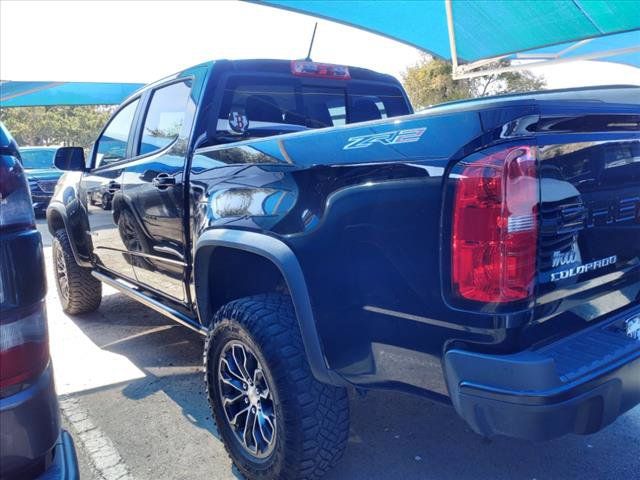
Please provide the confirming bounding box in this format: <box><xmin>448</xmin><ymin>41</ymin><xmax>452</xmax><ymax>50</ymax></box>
<box><xmin>82</xmin><ymin>98</ymin><xmax>141</xmax><ymax>280</ymax></box>
<box><xmin>120</xmin><ymin>78</ymin><xmax>195</xmax><ymax>302</ymax></box>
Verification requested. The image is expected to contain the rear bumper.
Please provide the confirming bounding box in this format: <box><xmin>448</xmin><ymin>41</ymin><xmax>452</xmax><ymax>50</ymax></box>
<box><xmin>444</xmin><ymin>305</ymin><xmax>640</xmax><ymax>441</ymax></box>
<box><xmin>0</xmin><ymin>364</ymin><xmax>60</xmax><ymax>477</ymax></box>
<box><xmin>37</xmin><ymin>431</ymin><xmax>79</xmax><ymax>480</ymax></box>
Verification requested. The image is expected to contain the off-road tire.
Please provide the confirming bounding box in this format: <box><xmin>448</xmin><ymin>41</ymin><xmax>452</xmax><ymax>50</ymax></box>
<box><xmin>52</xmin><ymin>229</ymin><xmax>102</xmax><ymax>314</ymax></box>
<box><xmin>204</xmin><ymin>294</ymin><xmax>350</xmax><ymax>480</ymax></box>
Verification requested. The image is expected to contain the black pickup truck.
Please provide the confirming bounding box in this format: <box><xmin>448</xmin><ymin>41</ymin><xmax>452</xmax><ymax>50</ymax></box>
<box><xmin>48</xmin><ymin>59</ymin><xmax>639</xmax><ymax>480</ymax></box>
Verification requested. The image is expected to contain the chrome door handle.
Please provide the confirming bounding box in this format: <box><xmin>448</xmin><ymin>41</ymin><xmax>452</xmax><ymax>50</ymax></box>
<box><xmin>152</xmin><ymin>173</ymin><xmax>176</xmax><ymax>189</ymax></box>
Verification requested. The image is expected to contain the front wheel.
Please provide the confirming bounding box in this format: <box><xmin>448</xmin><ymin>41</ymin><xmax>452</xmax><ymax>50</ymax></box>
<box><xmin>52</xmin><ymin>229</ymin><xmax>102</xmax><ymax>314</ymax></box>
<box><xmin>204</xmin><ymin>294</ymin><xmax>349</xmax><ymax>480</ymax></box>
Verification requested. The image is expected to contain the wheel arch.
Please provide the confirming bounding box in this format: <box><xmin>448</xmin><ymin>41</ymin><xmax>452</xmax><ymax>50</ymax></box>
<box><xmin>46</xmin><ymin>202</ymin><xmax>92</xmax><ymax>267</ymax></box>
<box><xmin>194</xmin><ymin>229</ymin><xmax>347</xmax><ymax>387</ymax></box>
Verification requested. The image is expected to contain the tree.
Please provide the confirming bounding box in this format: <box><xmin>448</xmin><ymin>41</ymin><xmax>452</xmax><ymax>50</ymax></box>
<box><xmin>0</xmin><ymin>105</ymin><xmax>115</xmax><ymax>148</ymax></box>
<box><xmin>402</xmin><ymin>54</ymin><xmax>546</xmax><ymax>109</ymax></box>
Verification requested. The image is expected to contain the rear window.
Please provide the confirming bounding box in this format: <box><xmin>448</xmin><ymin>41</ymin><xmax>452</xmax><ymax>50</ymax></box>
<box><xmin>215</xmin><ymin>75</ymin><xmax>409</xmax><ymax>140</ymax></box>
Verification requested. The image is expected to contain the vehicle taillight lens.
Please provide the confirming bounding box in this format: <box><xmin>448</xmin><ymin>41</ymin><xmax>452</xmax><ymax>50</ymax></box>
<box><xmin>291</xmin><ymin>60</ymin><xmax>351</xmax><ymax>79</ymax></box>
<box><xmin>0</xmin><ymin>159</ymin><xmax>35</xmax><ymax>231</ymax></box>
<box><xmin>0</xmin><ymin>301</ymin><xmax>49</xmax><ymax>392</ymax></box>
<box><xmin>452</xmin><ymin>145</ymin><xmax>538</xmax><ymax>303</ymax></box>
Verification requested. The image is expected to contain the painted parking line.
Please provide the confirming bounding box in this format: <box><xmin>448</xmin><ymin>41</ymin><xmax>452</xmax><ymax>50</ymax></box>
<box><xmin>60</xmin><ymin>396</ymin><xmax>133</xmax><ymax>480</ymax></box>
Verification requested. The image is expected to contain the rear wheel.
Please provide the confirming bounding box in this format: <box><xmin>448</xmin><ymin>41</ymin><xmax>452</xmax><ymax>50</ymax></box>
<box><xmin>52</xmin><ymin>229</ymin><xmax>102</xmax><ymax>314</ymax></box>
<box><xmin>204</xmin><ymin>294</ymin><xmax>350</xmax><ymax>480</ymax></box>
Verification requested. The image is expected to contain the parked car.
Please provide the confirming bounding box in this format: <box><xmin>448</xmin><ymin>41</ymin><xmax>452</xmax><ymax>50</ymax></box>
<box><xmin>0</xmin><ymin>124</ymin><xmax>79</xmax><ymax>479</ymax></box>
<box><xmin>20</xmin><ymin>146</ymin><xmax>63</xmax><ymax>215</ymax></box>
<box><xmin>47</xmin><ymin>59</ymin><xmax>640</xmax><ymax>480</ymax></box>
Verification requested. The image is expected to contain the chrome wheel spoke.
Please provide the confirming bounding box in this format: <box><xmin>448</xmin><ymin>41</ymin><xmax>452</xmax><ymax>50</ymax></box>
<box><xmin>254</xmin><ymin>369</ymin><xmax>269</xmax><ymax>399</ymax></box>
<box><xmin>230</xmin><ymin>406</ymin><xmax>250</xmax><ymax>427</ymax></box>
<box><xmin>221</xmin><ymin>357</ymin><xmax>247</xmax><ymax>384</ymax></box>
<box><xmin>220</xmin><ymin>376</ymin><xmax>244</xmax><ymax>393</ymax></box>
<box><xmin>223</xmin><ymin>391</ymin><xmax>244</xmax><ymax>406</ymax></box>
<box><xmin>251</xmin><ymin>411</ymin><xmax>260</xmax><ymax>452</ymax></box>
<box><xmin>257</xmin><ymin>410</ymin><xmax>275</xmax><ymax>446</ymax></box>
<box><xmin>231</xmin><ymin>344</ymin><xmax>252</xmax><ymax>382</ymax></box>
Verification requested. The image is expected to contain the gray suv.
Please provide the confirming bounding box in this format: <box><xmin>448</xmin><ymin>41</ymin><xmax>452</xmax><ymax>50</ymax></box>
<box><xmin>0</xmin><ymin>123</ymin><xmax>78</xmax><ymax>479</ymax></box>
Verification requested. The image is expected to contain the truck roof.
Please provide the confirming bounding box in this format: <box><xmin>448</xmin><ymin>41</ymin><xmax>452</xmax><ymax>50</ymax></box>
<box><xmin>128</xmin><ymin>59</ymin><xmax>403</xmax><ymax>100</ymax></box>
<box><xmin>219</xmin><ymin>59</ymin><xmax>400</xmax><ymax>84</ymax></box>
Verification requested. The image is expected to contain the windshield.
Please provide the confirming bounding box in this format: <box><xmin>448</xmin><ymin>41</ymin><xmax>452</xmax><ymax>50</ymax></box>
<box><xmin>20</xmin><ymin>149</ymin><xmax>56</xmax><ymax>169</ymax></box>
<box><xmin>215</xmin><ymin>75</ymin><xmax>410</xmax><ymax>142</ymax></box>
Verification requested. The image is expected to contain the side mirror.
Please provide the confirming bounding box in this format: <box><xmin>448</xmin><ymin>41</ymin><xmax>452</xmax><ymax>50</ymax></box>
<box><xmin>54</xmin><ymin>147</ymin><xmax>85</xmax><ymax>171</ymax></box>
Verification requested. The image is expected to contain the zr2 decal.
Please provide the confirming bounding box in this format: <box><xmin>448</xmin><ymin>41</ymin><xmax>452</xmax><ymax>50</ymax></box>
<box><xmin>343</xmin><ymin>127</ymin><xmax>426</xmax><ymax>150</ymax></box>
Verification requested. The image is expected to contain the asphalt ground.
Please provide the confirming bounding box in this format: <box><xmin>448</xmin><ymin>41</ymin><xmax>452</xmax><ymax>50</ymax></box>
<box><xmin>37</xmin><ymin>219</ymin><xmax>640</xmax><ymax>480</ymax></box>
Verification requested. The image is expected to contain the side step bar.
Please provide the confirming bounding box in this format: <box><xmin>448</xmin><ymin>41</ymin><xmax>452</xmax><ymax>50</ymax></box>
<box><xmin>92</xmin><ymin>271</ymin><xmax>208</xmax><ymax>336</ymax></box>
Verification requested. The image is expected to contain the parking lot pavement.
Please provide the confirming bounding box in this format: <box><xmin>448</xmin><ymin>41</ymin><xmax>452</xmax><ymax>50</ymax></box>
<box><xmin>37</xmin><ymin>220</ymin><xmax>640</xmax><ymax>480</ymax></box>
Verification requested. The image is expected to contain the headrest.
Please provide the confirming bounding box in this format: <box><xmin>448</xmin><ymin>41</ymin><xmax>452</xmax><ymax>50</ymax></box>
<box><xmin>351</xmin><ymin>97</ymin><xmax>382</xmax><ymax>123</ymax></box>
<box><xmin>245</xmin><ymin>95</ymin><xmax>282</xmax><ymax>123</ymax></box>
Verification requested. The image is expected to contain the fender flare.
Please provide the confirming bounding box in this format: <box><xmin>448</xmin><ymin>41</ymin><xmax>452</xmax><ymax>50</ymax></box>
<box><xmin>194</xmin><ymin>229</ymin><xmax>347</xmax><ymax>387</ymax></box>
<box><xmin>46</xmin><ymin>202</ymin><xmax>92</xmax><ymax>268</ymax></box>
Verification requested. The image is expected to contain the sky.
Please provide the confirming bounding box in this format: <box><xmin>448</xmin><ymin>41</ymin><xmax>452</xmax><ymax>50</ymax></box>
<box><xmin>1</xmin><ymin>0</ymin><xmax>639</xmax><ymax>89</ymax></box>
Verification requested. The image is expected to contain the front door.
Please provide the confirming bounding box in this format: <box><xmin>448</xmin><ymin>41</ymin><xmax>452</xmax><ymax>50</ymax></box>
<box><xmin>82</xmin><ymin>98</ymin><xmax>141</xmax><ymax>281</ymax></box>
<box><xmin>121</xmin><ymin>79</ymin><xmax>195</xmax><ymax>302</ymax></box>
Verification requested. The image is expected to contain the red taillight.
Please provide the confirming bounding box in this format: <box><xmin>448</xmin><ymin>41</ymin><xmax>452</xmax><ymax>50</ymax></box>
<box><xmin>291</xmin><ymin>60</ymin><xmax>351</xmax><ymax>80</ymax></box>
<box><xmin>0</xmin><ymin>159</ymin><xmax>36</xmax><ymax>231</ymax></box>
<box><xmin>452</xmin><ymin>145</ymin><xmax>538</xmax><ymax>303</ymax></box>
<box><xmin>0</xmin><ymin>302</ymin><xmax>49</xmax><ymax>391</ymax></box>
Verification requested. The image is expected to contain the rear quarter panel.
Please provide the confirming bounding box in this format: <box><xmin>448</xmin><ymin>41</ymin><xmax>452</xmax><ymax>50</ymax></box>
<box><xmin>191</xmin><ymin>109</ymin><xmax>513</xmax><ymax>397</ymax></box>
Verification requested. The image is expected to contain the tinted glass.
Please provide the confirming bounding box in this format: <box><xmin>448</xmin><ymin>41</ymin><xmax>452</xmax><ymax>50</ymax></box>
<box><xmin>301</xmin><ymin>87</ymin><xmax>346</xmax><ymax>127</ymax></box>
<box><xmin>348</xmin><ymin>85</ymin><xmax>410</xmax><ymax>122</ymax></box>
<box><xmin>20</xmin><ymin>149</ymin><xmax>56</xmax><ymax>169</ymax></box>
<box><xmin>215</xmin><ymin>76</ymin><xmax>410</xmax><ymax>141</ymax></box>
<box><xmin>96</xmin><ymin>99</ymin><xmax>139</xmax><ymax>166</ymax></box>
<box><xmin>139</xmin><ymin>81</ymin><xmax>192</xmax><ymax>156</ymax></box>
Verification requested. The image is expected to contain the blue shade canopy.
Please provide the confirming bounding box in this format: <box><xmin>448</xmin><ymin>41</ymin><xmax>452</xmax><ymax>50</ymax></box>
<box><xmin>258</xmin><ymin>0</ymin><xmax>640</xmax><ymax>64</ymax></box>
<box><xmin>0</xmin><ymin>81</ymin><xmax>144</xmax><ymax>107</ymax></box>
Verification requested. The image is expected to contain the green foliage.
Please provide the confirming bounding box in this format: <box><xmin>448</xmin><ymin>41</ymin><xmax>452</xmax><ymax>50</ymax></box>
<box><xmin>402</xmin><ymin>55</ymin><xmax>546</xmax><ymax>109</ymax></box>
<box><xmin>0</xmin><ymin>105</ymin><xmax>114</xmax><ymax>148</ymax></box>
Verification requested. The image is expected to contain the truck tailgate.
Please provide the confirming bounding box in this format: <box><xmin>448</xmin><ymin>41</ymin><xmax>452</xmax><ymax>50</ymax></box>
<box><xmin>536</xmin><ymin>106</ymin><xmax>640</xmax><ymax>321</ymax></box>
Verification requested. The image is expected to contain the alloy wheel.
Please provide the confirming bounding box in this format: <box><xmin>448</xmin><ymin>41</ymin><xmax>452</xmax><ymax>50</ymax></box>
<box><xmin>54</xmin><ymin>246</ymin><xmax>69</xmax><ymax>301</ymax></box>
<box><xmin>217</xmin><ymin>340</ymin><xmax>277</xmax><ymax>459</ymax></box>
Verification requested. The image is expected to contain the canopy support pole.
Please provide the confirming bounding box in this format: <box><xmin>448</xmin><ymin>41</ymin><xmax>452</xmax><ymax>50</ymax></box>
<box><xmin>444</xmin><ymin>0</ymin><xmax>459</xmax><ymax>73</ymax></box>
<box><xmin>454</xmin><ymin>44</ymin><xmax>640</xmax><ymax>80</ymax></box>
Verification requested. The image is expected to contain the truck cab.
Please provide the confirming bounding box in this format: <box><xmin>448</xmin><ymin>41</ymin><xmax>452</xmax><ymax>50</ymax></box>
<box><xmin>47</xmin><ymin>59</ymin><xmax>411</xmax><ymax>310</ymax></box>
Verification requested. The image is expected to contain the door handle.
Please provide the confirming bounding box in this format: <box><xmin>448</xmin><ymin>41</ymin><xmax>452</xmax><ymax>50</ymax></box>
<box><xmin>152</xmin><ymin>173</ymin><xmax>176</xmax><ymax>189</ymax></box>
